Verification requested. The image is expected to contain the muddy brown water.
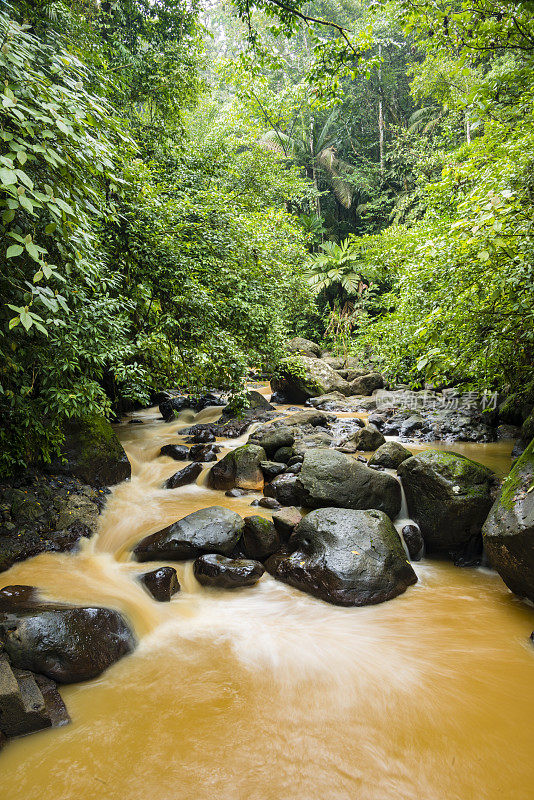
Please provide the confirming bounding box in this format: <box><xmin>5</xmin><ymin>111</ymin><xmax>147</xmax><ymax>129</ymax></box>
<box><xmin>1</xmin><ymin>388</ymin><xmax>533</xmax><ymax>800</ymax></box>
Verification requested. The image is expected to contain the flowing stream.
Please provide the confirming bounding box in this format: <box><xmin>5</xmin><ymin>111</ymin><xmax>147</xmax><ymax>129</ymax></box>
<box><xmin>1</xmin><ymin>388</ymin><xmax>533</xmax><ymax>800</ymax></box>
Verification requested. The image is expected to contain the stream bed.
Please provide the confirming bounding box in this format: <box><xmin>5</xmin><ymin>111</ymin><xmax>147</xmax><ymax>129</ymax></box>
<box><xmin>1</xmin><ymin>390</ymin><xmax>533</xmax><ymax>800</ymax></box>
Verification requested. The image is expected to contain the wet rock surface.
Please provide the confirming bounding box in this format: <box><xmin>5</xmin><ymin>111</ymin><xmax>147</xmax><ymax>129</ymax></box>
<box><xmin>242</xmin><ymin>516</ymin><xmax>281</xmax><ymax>561</ymax></box>
<box><xmin>271</xmin><ymin>356</ymin><xmax>351</xmax><ymax>402</ymax></box>
<box><xmin>0</xmin><ymin>649</ymin><xmax>70</xmax><ymax>741</ymax></box>
<box><xmin>296</xmin><ymin>449</ymin><xmax>401</xmax><ymax>519</ymax></box>
<box><xmin>398</xmin><ymin>450</ymin><xmax>495</xmax><ymax>557</ymax></box>
<box><xmin>140</xmin><ymin>567</ymin><xmax>180</xmax><ymax>601</ymax></box>
<box><xmin>266</xmin><ymin>508</ymin><xmax>417</xmax><ymax>606</ymax></box>
<box><xmin>159</xmin><ymin>444</ymin><xmax>189</xmax><ymax>460</ymax></box>
<box><xmin>165</xmin><ymin>463</ymin><xmax>203</xmax><ymax>489</ymax></box>
<box><xmin>0</xmin><ymin>472</ymin><xmax>104</xmax><ymax>573</ymax></box>
<box><xmin>44</xmin><ymin>416</ymin><xmax>130</xmax><ymax>486</ymax></box>
<box><xmin>208</xmin><ymin>444</ymin><xmax>266</xmax><ymax>491</ymax></box>
<box><xmin>401</xmin><ymin>524</ymin><xmax>424</xmax><ymax>561</ymax></box>
<box><xmin>134</xmin><ymin>507</ymin><xmax>245</xmax><ymax>561</ymax></box>
<box><xmin>483</xmin><ymin>439</ymin><xmax>534</xmax><ymax>602</ymax></box>
<box><xmin>0</xmin><ymin>586</ymin><xmax>135</xmax><ymax>684</ymax></box>
<box><xmin>368</xmin><ymin>442</ymin><xmax>412</xmax><ymax>469</ymax></box>
<box><xmin>193</xmin><ymin>554</ymin><xmax>264</xmax><ymax>589</ymax></box>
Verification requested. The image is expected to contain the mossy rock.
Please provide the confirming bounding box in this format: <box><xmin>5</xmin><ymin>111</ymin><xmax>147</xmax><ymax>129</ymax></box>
<box><xmin>208</xmin><ymin>444</ymin><xmax>266</xmax><ymax>491</ymax></box>
<box><xmin>46</xmin><ymin>415</ymin><xmax>130</xmax><ymax>487</ymax></box>
<box><xmin>271</xmin><ymin>356</ymin><xmax>350</xmax><ymax>402</ymax></box>
<box><xmin>482</xmin><ymin>438</ymin><xmax>534</xmax><ymax>602</ymax></box>
<box><xmin>398</xmin><ymin>450</ymin><xmax>495</xmax><ymax>556</ymax></box>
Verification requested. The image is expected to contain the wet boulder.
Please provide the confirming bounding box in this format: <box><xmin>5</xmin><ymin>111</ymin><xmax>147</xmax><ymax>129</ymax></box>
<box><xmin>401</xmin><ymin>524</ymin><xmax>424</xmax><ymax>561</ymax></box>
<box><xmin>272</xmin><ymin>507</ymin><xmax>302</xmax><ymax>540</ymax></box>
<box><xmin>164</xmin><ymin>462</ymin><xmax>203</xmax><ymax>489</ymax></box>
<box><xmin>255</xmin><ymin>426</ymin><xmax>295</xmax><ymax>457</ymax></box>
<box><xmin>0</xmin><ymin>587</ymin><xmax>135</xmax><ymax>684</ymax></box>
<box><xmin>0</xmin><ymin>651</ymin><xmax>70</xmax><ymax>739</ymax></box>
<box><xmin>349</xmin><ymin>424</ymin><xmax>385</xmax><ymax>451</ymax></box>
<box><xmin>264</xmin><ymin>473</ymin><xmax>301</xmax><ymax>506</ymax></box>
<box><xmin>271</xmin><ymin>356</ymin><xmax>350</xmax><ymax>403</ymax></box>
<box><xmin>369</xmin><ymin>442</ymin><xmax>412</xmax><ymax>469</ymax></box>
<box><xmin>296</xmin><ymin>449</ymin><xmax>401</xmax><ymax>519</ymax></box>
<box><xmin>283</xmin><ymin>409</ymin><xmax>336</xmax><ymax>428</ymax></box>
<box><xmin>219</xmin><ymin>391</ymin><xmax>275</xmax><ymax>423</ymax></box>
<box><xmin>285</xmin><ymin>337</ymin><xmax>321</xmax><ymax>358</ymax></box>
<box><xmin>242</xmin><ymin>516</ymin><xmax>281</xmax><ymax>561</ymax></box>
<box><xmin>159</xmin><ymin>396</ymin><xmax>190</xmax><ymax>421</ymax></box>
<box><xmin>139</xmin><ymin>567</ymin><xmax>180</xmax><ymax>602</ymax></box>
<box><xmin>347</xmin><ymin>373</ymin><xmax>384</xmax><ymax>397</ymax></box>
<box><xmin>159</xmin><ymin>444</ymin><xmax>189</xmax><ymax>460</ymax></box>
<box><xmin>260</xmin><ymin>461</ymin><xmax>287</xmax><ymax>481</ymax></box>
<box><xmin>44</xmin><ymin>416</ymin><xmax>130</xmax><ymax>486</ymax></box>
<box><xmin>482</xmin><ymin>439</ymin><xmax>534</xmax><ymax>602</ymax></box>
<box><xmin>208</xmin><ymin>444</ymin><xmax>266</xmax><ymax>491</ymax></box>
<box><xmin>193</xmin><ymin>554</ymin><xmax>264</xmax><ymax>589</ymax></box>
<box><xmin>398</xmin><ymin>450</ymin><xmax>495</xmax><ymax>556</ymax></box>
<box><xmin>266</xmin><ymin>508</ymin><xmax>417</xmax><ymax>606</ymax></box>
<box><xmin>188</xmin><ymin>444</ymin><xmax>220</xmax><ymax>462</ymax></box>
<box><xmin>134</xmin><ymin>506</ymin><xmax>244</xmax><ymax>562</ymax></box>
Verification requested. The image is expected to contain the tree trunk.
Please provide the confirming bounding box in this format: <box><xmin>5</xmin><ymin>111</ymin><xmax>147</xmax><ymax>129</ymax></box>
<box><xmin>378</xmin><ymin>44</ymin><xmax>385</xmax><ymax>175</ymax></box>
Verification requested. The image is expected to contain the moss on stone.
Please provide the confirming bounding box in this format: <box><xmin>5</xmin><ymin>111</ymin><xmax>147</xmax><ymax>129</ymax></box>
<box><xmin>500</xmin><ymin>438</ymin><xmax>534</xmax><ymax>510</ymax></box>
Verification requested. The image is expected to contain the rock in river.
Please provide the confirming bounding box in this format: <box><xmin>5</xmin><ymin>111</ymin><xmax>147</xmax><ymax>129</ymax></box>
<box><xmin>242</xmin><ymin>516</ymin><xmax>281</xmax><ymax>561</ymax></box>
<box><xmin>134</xmin><ymin>506</ymin><xmax>244</xmax><ymax>561</ymax></box>
<box><xmin>164</xmin><ymin>462</ymin><xmax>203</xmax><ymax>489</ymax></box>
<box><xmin>193</xmin><ymin>554</ymin><xmax>264</xmax><ymax>589</ymax></box>
<box><xmin>271</xmin><ymin>356</ymin><xmax>350</xmax><ymax>402</ymax></box>
<box><xmin>266</xmin><ymin>508</ymin><xmax>417</xmax><ymax>606</ymax></box>
<box><xmin>398</xmin><ymin>450</ymin><xmax>494</xmax><ymax>557</ymax></box>
<box><xmin>208</xmin><ymin>444</ymin><xmax>266</xmax><ymax>491</ymax></box>
<box><xmin>296</xmin><ymin>448</ymin><xmax>401</xmax><ymax>520</ymax></box>
<box><xmin>139</xmin><ymin>567</ymin><xmax>180</xmax><ymax>602</ymax></box>
<box><xmin>0</xmin><ymin>586</ymin><xmax>135</xmax><ymax>684</ymax></box>
<box><xmin>368</xmin><ymin>441</ymin><xmax>412</xmax><ymax>469</ymax></box>
<box><xmin>483</xmin><ymin>438</ymin><xmax>534</xmax><ymax>602</ymax></box>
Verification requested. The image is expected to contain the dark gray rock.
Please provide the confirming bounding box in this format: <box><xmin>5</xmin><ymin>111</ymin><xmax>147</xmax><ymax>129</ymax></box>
<box><xmin>266</xmin><ymin>508</ymin><xmax>417</xmax><ymax>606</ymax></box>
<box><xmin>164</xmin><ymin>463</ymin><xmax>203</xmax><ymax>489</ymax></box>
<box><xmin>159</xmin><ymin>444</ymin><xmax>189</xmax><ymax>460</ymax></box>
<box><xmin>139</xmin><ymin>567</ymin><xmax>180</xmax><ymax>602</ymax></box>
<box><xmin>208</xmin><ymin>444</ymin><xmax>266</xmax><ymax>491</ymax></box>
<box><xmin>285</xmin><ymin>337</ymin><xmax>321</xmax><ymax>358</ymax></box>
<box><xmin>482</xmin><ymin>439</ymin><xmax>534</xmax><ymax>602</ymax></box>
<box><xmin>398</xmin><ymin>450</ymin><xmax>495</xmax><ymax>556</ymax></box>
<box><xmin>258</xmin><ymin>497</ymin><xmax>281</xmax><ymax>509</ymax></box>
<box><xmin>0</xmin><ymin>473</ymin><xmax>101</xmax><ymax>574</ymax></box>
<box><xmin>347</xmin><ymin>373</ymin><xmax>384</xmax><ymax>396</ymax></box>
<box><xmin>193</xmin><ymin>554</ymin><xmax>264</xmax><ymax>589</ymax></box>
<box><xmin>242</xmin><ymin>516</ymin><xmax>281</xmax><ymax>560</ymax></box>
<box><xmin>296</xmin><ymin>449</ymin><xmax>401</xmax><ymax>519</ymax></box>
<box><xmin>349</xmin><ymin>424</ymin><xmax>386</xmax><ymax>451</ymax></box>
<box><xmin>271</xmin><ymin>356</ymin><xmax>350</xmax><ymax>402</ymax></box>
<box><xmin>264</xmin><ymin>474</ymin><xmax>301</xmax><ymax>506</ymax></box>
<box><xmin>260</xmin><ymin>461</ymin><xmax>287</xmax><ymax>481</ymax></box>
<box><xmin>401</xmin><ymin>524</ymin><xmax>424</xmax><ymax>561</ymax></box>
<box><xmin>45</xmin><ymin>416</ymin><xmax>130</xmax><ymax>486</ymax></box>
<box><xmin>133</xmin><ymin>506</ymin><xmax>244</xmax><ymax>562</ymax></box>
<box><xmin>273</xmin><ymin>446</ymin><xmax>295</xmax><ymax>463</ymax></box>
<box><xmin>0</xmin><ymin>587</ymin><xmax>135</xmax><ymax>684</ymax></box>
<box><xmin>188</xmin><ymin>444</ymin><xmax>220</xmax><ymax>462</ymax></box>
<box><xmin>369</xmin><ymin>442</ymin><xmax>412</xmax><ymax>469</ymax></box>
<box><xmin>255</xmin><ymin>426</ymin><xmax>295</xmax><ymax>456</ymax></box>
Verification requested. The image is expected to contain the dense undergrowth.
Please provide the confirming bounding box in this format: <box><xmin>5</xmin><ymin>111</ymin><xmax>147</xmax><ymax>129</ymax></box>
<box><xmin>2</xmin><ymin>0</ymin><xmax>534</xmax><ymax>474</ymax></box>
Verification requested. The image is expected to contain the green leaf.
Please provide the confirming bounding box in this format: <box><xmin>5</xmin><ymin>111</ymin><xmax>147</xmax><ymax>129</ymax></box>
<box><xmin>0</xmin><ymin>168</ymin><xmax>17</xmax><ymax>186</ymax></box>
<box><xmin>25</xmin><ymin>242</ymin><xmax>40</xmax><ymax>261</ymax></box>
<box><xmin>6</xmin><ymin>244</ymin><xmax>23</xmax><ymax>258</ymax></box>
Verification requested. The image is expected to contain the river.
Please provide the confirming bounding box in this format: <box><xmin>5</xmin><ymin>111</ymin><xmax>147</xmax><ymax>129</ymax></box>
<box><xmin>1</xmin><ymin>388</ymin><xmax>533</xmax><ymax>800</ymax></box>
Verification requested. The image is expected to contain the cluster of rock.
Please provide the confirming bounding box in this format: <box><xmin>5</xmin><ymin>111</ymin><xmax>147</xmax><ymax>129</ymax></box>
<box><xmin>275</xmin><ymin>337</ymin><xmax>534</xmax><ymax>448</ymax></box>
<box><xmin>0</xmin><ymin>585</ymin><xmax>135</xmax><ymax>749</ymax></box>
